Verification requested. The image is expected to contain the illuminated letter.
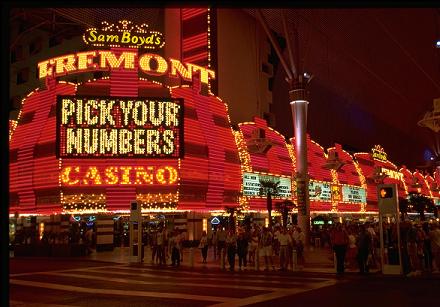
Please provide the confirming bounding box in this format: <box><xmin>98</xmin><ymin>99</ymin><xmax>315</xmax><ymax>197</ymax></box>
<box><xmin>99</xmin><ymin>129</ymin><xmax>118</xmax><ymax>154</ymax></box>
<box><xmin>120</xmin><ymin>166</ymin><xmax>132</xmax><ymax>184</ymax></box>
<box><xmin>138</xmin><ymin>53</ymin><xmax>168</xmax><ymax>76</ymax></box>
<box><xmin>104</xmin><ymin>167</ymin><xmax>119</xmax><ymax>184</ymax></box>
<box><xmin>61</xmin><ymin>98</ymin><xmax>75</xmax><ymax>124</ymax></box>
<box><xmin>88</xmin><ymin>30</ymin><xmax>97</xmax><ymax>42</ymax></box>
<box><xmin>133</xmin><ymin>129</ymin><xmax>145</xmax><ymax>154</ymax></box>
<box><xmin>149</xmin><ymin>101</ymin><xmax>164</xmax><ymax>126</ymax></box>
<box><xmin>84</xmin><ymin>99</ymin><xmax>99</xmax><ymax>125</ymax></box>
<box><xmin>164</xmin><ymin>101</ymin><xmax>180</xmax><ymax>126</ymax></box>
<box><xmin>106</xmin><ymin>34</ymin><xmax>119</xmax><ymax>43</ymax></box>
<box><xmin>146</xmin><ymin>130</ymin><xmax>160</xmax><ymax>155</ymax></box>
<box><xmin>77</xmin><ymin>51</ymin><xmax>97</xmax><ymax>70</ymax></box>
<box><xmin>82</xmin><ymin>167</ymin><xmax>102</xmax><ymax>185</ymax></box>
<box><xmin>75</xmin><ymin>99</ymin><xmax>83</xmax><ymax>125</ymax></box>
<box><xmin>189</xmin><ymin>64</ymin><xmax>216</xmax><ymax>85</ymax></box>
<box><xmin>121</xmin><ymin>32</ymin><xmax>131</xmax><ymax>43</ymax></box>
<box><xmin>83</xmin><ymin>129</ymin><xmax>99</xmax><ymax>154</ymax></box>
<box><xmin>99</xmin><ymin>50</ymin><xmax>136</xmax><ymax>69</ymax></box>
<box><xmin>50</xmin><ymin>54</ymin><xmax>77</xmax><ymax>76</ymax></box>
<box><xmin>38</xmin><ymin>60</ymin><xmax>53</xmax><ymax>79</ymax></box>
<box><xmin>99</xmin><ymin>100</ymin><xmax>115</xmax><ymax>125</ymax></box>
<box><xmin>133</xmin><ymin>100</ymin><xmax>148</xmax><ymax>125</ymax></box>
<box><xmin>60</xmin><ymin>166</ymin><xmax>80</xmax><ymax>185</ymax></box>
<box><xmin>66</xmin><ymin>128</ymin><xmax>83</xmax><ymax>154</ymax></box>
<box><xmin>162</xmin><ymin>130</ymin><xmax>175</xmax><ymax>155</ymax></box>
<box><xmin>119</xmin><ymin>129</ymin><xmax>133</xmax><ymax>154</ymax></box>
<box><xmin>156</xmin><ymin>166</ymin><xmax>178</xmax><ymax>184</ymax></box>
<box><xmin>169</xmin><ymin>58</ymin><xmax>192</xmax><ymax>81</ymax></box>
<box><xmin>134</xmin><ymin>166</ymin><xmax>154</xmax><ymax>184</ymax></box>
<box><xmin>120</xmin><ymin>100</ymin><xmax>134</xmax><ymax>125</ymax></box>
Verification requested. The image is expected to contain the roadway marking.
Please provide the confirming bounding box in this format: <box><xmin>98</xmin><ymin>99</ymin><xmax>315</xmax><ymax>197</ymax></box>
<box><xmin>37</xmin><ymin>271</ymin><xmax>286</xmax><ymax>292</ymax></box>
<box><xmin>208</xmin><ymin>279</ymin><xmax>338</xmax><ymax>307</ymax></box>
<box><xmin>10</xmin><ymin>279</ymin><xmax>230</xmax><ymax>303</ymax></box>
<box><xmin>10</xmin><ymin>301</ymin><xmax>79</xmax><ymax>307</ymax></box>
<box><xmin>118</xmin><ymin>265</ymin><xmax>331</xmax><ymax>281</ymax></box>
<box><xmin>83</xmin><ymin>267</ymin><xmax>319</xmax><ymax>286</ymax></box>
<box><xmin>10</xmin><ymin>264</ymin><xmax>128</xmax><ymax>277</ymax></box>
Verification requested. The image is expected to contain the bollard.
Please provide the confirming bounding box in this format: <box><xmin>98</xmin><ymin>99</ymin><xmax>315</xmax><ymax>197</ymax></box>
<box><xmin>220</xmin><ymin>248</ymin><xmax>225</xmax><ymax>270</ymax></box>
<box><xmin>189</xmin><ymin>247</ymin><xmax>194</xmax><ymax>268</ymax></box>
<box><xmin>255</xmin><ymin>248</ymin><xmax>260</xmax><ymax>271</ymax></box>
<box><xmin>333</xmin><ymin>252</ymin><xmax>337</xmax><ymax>272</ymax></box>
<box><xmin>292</xmin><ymin>249</ymin><xmax>297</xmax><ymax>271</ymax></box>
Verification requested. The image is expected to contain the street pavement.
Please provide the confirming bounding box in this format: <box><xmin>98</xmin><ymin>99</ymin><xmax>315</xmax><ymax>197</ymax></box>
<box><xmin>9</xmin><ymin>247</ymin><xmax>440</xmax><ymax>306</ymax></box>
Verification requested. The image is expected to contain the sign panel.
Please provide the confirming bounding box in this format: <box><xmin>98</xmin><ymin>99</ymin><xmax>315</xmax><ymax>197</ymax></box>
<box><xmin>342</xmin><ymin>185</ymin><xmax>367</xmax><ymax>204</ymax></box>
<box><xmin>371</xmin><ymin>145</ymin><xmax>387</xmax><ymax>162</ymax></box>
<box><xmin>57</xmin><ymin>96</ymin><xmax>183</xmax><ymax>158</ymax></box>
<box><xmin>308</xmin><ymin>181</ymin><xmax>332</xmax><ymax>202</ymax></box>
<box><xmin>83</xmin><ymin>20</ymin><xmax>165</xmax><ymax>50</ymax></box>
<box><xmin>243</xmin><ymin>172</ymin><xmax>291</xmax><ymax>198</ymax></box>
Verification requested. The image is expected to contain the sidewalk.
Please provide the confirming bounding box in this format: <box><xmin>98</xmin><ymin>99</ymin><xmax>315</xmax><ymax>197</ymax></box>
<box><xmin>82</xmin><ymin>245</ymin><xmax>378</xmax><ymax>274</ymax></box>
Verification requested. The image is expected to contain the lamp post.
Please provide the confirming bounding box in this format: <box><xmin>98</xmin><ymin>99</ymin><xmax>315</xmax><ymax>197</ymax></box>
<box><xmin>289</xmin><ymin>83</ymin><xmax>310</xmax><ymax>245</ymax></box>
<box><xmin>256</xmin><ymin>9</ymin><xmax>311</xmax><ymax>244</ymax></box>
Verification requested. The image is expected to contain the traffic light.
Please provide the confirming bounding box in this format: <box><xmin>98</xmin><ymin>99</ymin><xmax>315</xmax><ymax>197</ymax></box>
<box><xmin>377</xmin><ymin>184</ymin><xmax>399</xmax><ymax>215</ymax></box>
<box><xmin>379</xmin><ymin>187</ymin><xmax>394</xmax><ymax>199</ymax></box>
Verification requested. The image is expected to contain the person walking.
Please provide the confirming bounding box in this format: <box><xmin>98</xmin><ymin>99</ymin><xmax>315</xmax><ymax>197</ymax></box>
<box><xmin>217</xmin><ymin>227</ymin><xmax>227</xmax><ymax>264</ymax></box>
<box><xmin>429</xmin><ymin>222</ymin><xmax>440</xmax><ymax>272</ymax></box>
<box><xmin>84</xmin><ymin>227</ymin><xmax>94</xmax><ymax>255</ymax></box>
<box><xmin>261</xmin><ymin>227</ymin><xmax>275</xmax><ymax>271</ymax></box>
<box><xmin>330</xmin><ymin>223</ymin><xmax>349</xmax><ymax>275</ymax></box>
<box><xmin>248</xmin><ymin>229</ymin><xmax>259</xmax><ymax>266</ymax></box>
<box><xmin>422</xmin><ymin>222</ymin><xmax>433</xmax><ymax>272</ymax></box>
<box><xmin>278</xmin><ymin>228</ymin><xmax>292</xmax><ymax>271</ymax></box>
<box><xmin>237</xmin><ymin>231</ymin><xmax>249</xmax><ymax>270</ymax></box>
<box><xmin>156</xmin><ymin>227</ymin><xmax>165</xmax><ymax>265</ymax></box>
<box><xmin>199</xmin><ymin>230</ymin><xmax>209</xmax><ymax>263</ymax></box>
<box><xmin>226</xmin><ymin>229</ymin><xmax>237</xmax><ymax>271</ymax></box>
<box><xmin>168</xmin><ymin>230</ymin><xmax>181</xmax><ymax>267</ymax></box>
<box><xmin>293</xmin><ymin>227</ymin><xmax>305</xmax><ymax>267</ymax></box>
<box><xmin>210</xmin><ymin>228</ymin><xmax>218</xmax><ymax>260</ymax></box>
<box><xmin>356</xmin><ymin>225</ymin><xmax>371</xmax><ymax>274</ymax></box>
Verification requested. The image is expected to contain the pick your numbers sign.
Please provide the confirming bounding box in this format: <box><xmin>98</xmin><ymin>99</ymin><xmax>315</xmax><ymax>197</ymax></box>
<box><xmin>57</xmin><ymin>96</ymin><xmax>183</xmax><ymax>158</ymax></box>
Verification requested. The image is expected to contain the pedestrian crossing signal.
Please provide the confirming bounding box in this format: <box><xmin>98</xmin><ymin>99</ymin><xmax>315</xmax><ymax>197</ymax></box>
<box><xmin>379</xmin><ymin>187</ymin><xmax>393</xmax><ymax>198</ymax></box>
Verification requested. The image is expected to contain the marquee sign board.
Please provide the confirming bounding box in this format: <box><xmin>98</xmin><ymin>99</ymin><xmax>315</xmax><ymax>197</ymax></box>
<box><xmin>341</xmin><ymin>185</ymin><xmax>367</xmax><ymax>204</ymax></box>
<box><xmin>57</xmin><ymin>96</ymin><xmax>183</xmax><ymax>158</ymax></box>
<box><xmin>243</xmin><ymin>172</ymin><xmax>291</xmax><ymax>198</ymax></box>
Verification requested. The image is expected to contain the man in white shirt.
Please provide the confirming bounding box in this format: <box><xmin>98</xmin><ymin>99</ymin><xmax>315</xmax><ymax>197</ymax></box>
<box><xmin>278</xmin><ymin>228</ymin><xmax>292</xmax><ymax>270</ymax></box>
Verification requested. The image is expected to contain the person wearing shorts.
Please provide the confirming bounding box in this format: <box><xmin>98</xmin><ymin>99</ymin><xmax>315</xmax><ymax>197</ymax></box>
<box><xmin>261</xmin><ymin>227</ymin><xmax>275</xmax><ymax>271</ymax></box>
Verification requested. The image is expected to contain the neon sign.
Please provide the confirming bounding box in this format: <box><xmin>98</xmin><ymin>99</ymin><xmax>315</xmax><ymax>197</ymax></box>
<box><xmin>57</xmin><ymin>96</ymin><xmax>183</xmax><ymax>158</ymax></box>
<box><xmin>379</xmin><ymin>167</ymin><xmax>403</xmax><ymax>181</ymax></box>
<box><xmin>38</xmin><ymin>50</ymin><xmax>215</xmax><ymax>85</ymax></box>
<box><xmin>60</xmin><ymin>165</ymin><xmax>178</xmax><ymax>186</ymax></box>
<box><xmin>83</xmin><ymin>20</ymin><xmax>165</xmax><ymax>50</ymax></box>
<box><xmin>371</xmin><ymin>145</ymin><xmax>387</xmax><ymax>162</ymax></box>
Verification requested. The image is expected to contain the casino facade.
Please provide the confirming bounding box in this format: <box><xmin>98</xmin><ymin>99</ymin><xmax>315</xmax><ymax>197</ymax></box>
<box><xmin>9</xmin><ymin>10</ymin><xmax>440</xmax><ymax>241</ymax></box>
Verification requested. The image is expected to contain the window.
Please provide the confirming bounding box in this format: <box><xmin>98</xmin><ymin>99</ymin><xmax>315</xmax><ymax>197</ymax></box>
<box><xmin>16</xmin><ymin>67</ymin><xmax>29</xmax><ymax>84</ymax></box>
<box><xmin>49</xmin><ymin>36</ymin><xmax>62</xmax><ymax>48</ymax></box>
<box><xmin>29</xmin><ymin>38</ymin><xmax>43</xmax><ymax>55</ymax></box>
<box><xmin>11</xmin><ymin>45</ymin><xmax>24</xmax><ymax>63</ymax></box>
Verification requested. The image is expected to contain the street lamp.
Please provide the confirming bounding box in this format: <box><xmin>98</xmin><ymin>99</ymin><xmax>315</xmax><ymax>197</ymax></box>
<box><xmin>256</xmin><ymin>9</ymin><xmax>312</xmax><ymax>244</ymax></box>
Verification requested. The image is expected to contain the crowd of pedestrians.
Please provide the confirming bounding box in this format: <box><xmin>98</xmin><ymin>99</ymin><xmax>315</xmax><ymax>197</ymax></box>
<box><xmin>328</xmin><ymin>220</ymin><xmax>440</xmax><ymax>276</ymax></box>
<box><xmin>141</xmin><ymin>219</ymin><xmax>440</xmax><ymax>276</ymax></box>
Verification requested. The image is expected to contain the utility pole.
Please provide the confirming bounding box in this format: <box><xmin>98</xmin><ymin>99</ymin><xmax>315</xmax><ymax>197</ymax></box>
<box><xmin>256</xmin><ymin>9</ymin><xmax>310</xmax><ymax>245</ymax></box>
